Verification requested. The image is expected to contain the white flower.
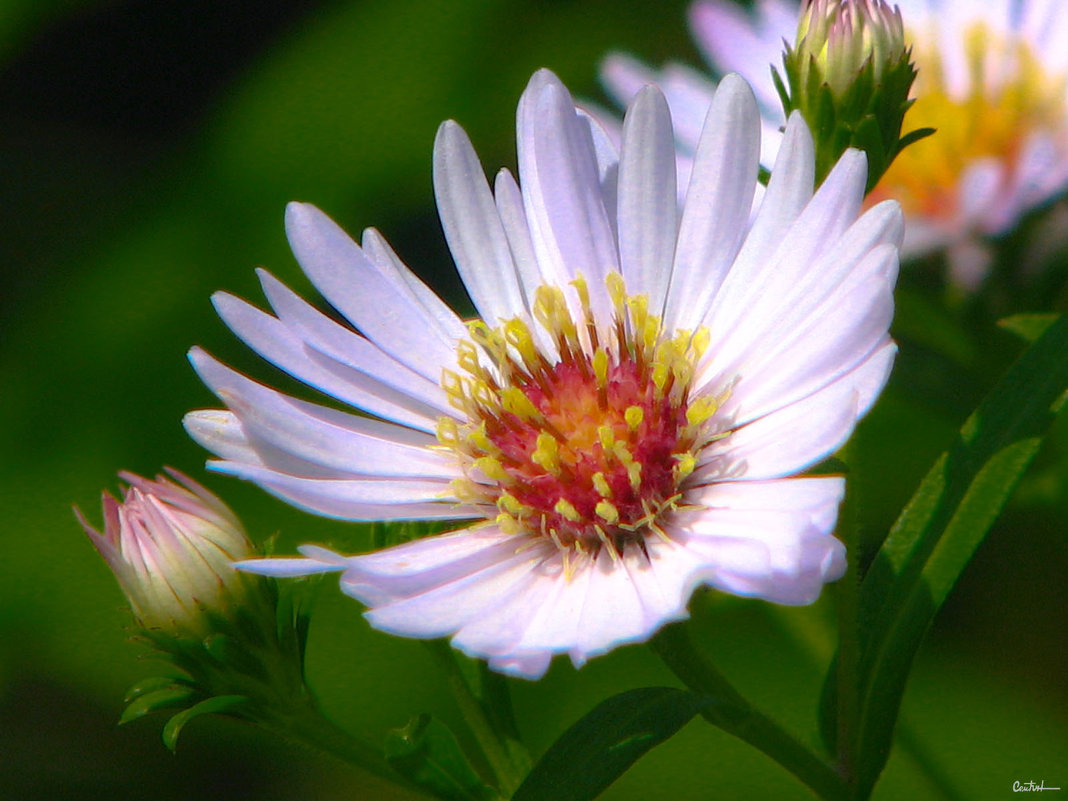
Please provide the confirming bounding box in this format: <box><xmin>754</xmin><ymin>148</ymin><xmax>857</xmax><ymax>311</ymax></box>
<box><xmin>76</xmin><ymin>469</ymin><xmax>256</xmax><ymax>637</ymax></box>
<box><xmin>603</xmin><ymin>0</ymin><xmax>1068</xmax><ymax>287</ymax></box>
<box><xmin>186</xmin><ymin>69</ymin><xmax>901</xmax><ymax>679</ymax></box>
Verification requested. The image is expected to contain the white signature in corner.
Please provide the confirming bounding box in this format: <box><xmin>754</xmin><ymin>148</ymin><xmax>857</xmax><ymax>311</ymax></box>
<box><xmin>1014</xmin><ymin>781</ymin><xmax>1062</xmax><ymax>793</ymax></box>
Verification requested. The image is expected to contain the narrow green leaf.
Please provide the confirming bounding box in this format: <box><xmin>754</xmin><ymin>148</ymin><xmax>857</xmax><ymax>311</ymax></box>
<box><xmin>512</xmin><ymin>687</ymin><xmax>710</xmax><ymax>801</ymax></box>
<box><xmin>119</xmin><ymin>686</ymin><xmax>198</xmax><ymax>724</ymax></box>
<box><xmin>162</xmin><ymin>695</ymin><xmax>248</xmax><ymax>752</ymax></box>
<box><xmin>851</xmin><ymin>313</ymin><xmax>1068</xmax><ymax>797</ymax></box>
<box><xmin>997</xmin><ymin>313</ymin><xmax>1058</xmax><ymax>343</ymax></box>
<box><xmin>384</xmin><ymin>714</ymin><xmax>500</xmax><ymax>801</ymax></box>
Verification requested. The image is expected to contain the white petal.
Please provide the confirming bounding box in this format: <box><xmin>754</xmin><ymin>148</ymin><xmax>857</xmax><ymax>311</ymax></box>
<box><xmin>213</xmin><ymin>283</ymin><xmax>452</xmax><ymax>426</ymax></box>
<box><xmin>735</xmin><ymin>112</ymin><xmax>815</xmax><ymax>272</ymax></box>
<box><xmin>517</xmin><ymin>70</ymin><xmax>619</xmax><ymax>316</ymax></box>
<box><xmin>284</xmin><ymin>202</ymin><xmax>458</xmax><ymax>381</ymax></box>
<box><xmin>493</xmin><ymin>168</ymin><xmax>545</xmax><ymax>308</ymax></box>
<box><xmin>208</xmin><ymin>460</ymin><xmax>469</xmax><ymax>522</ymax></box>
<box><xmin>700</xmin><ymin>151</ymin><xmax>879</xmax><ymax>371</ymax></box>
<box><xmin>235</xmin><ymin>555</ymin><xmax>345</xmax><ymax>578</ymax></box>
<box><xmin>617</xmin><ymin>85</ymin><xmax>678</xmax><ymax>313</ymax></box>
<box><xmin>434</xmin><ymin>121</ymin><xmax>526</xmax><ymax>325</ymax></box>
<box><xmin>666</xmin><ymin>74</ymin><xmax>760</xmax><ymax>331</ymax></box>
<box><xmin>190</xmin><ymin>349</ymin><xmax>454</xmax><ymax>479</ymax></box>
<box><xmin>722</xmin><ymin>245</ymin><xmax>898</xmax><ymax>424</ymax></box>
<box><xmin>364</xmin><ymin>547</ymin><xmax>549</xmax><ymax>639</ymax></box>
<box><xmin>708</xmin><ymin>344</ymin><xmax>895</xmax><ymax>481</ymax></box>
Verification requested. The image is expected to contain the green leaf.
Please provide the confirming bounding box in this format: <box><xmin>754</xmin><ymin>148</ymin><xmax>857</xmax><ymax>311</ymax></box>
<box><xmin>997</xmin><ymin>313</ymin><xmax>1058</xmax><ymax>343</ymax></box>
<box><xmin>384</xmin><ymin>714</ymin><xmax>500</xmax><ymax>801</ymax></box>
<box><xmin>851</xmin><ymin>313</ymin><xmax>1068</xmax><ymax>798</ymax></box>
<box><xmin>162</xmin><ymin>695</ymin><xmax>248</xmax><ymax>752</ymax></box>
<box><xmin>512</xmin><ymin>687</ymin><xmax>711</xmax><ymax>801</ymax></box>
<box><xmin>119</xmin><ymin>686</ymin><xmax>198</xmax><ymax>724</ymax></box>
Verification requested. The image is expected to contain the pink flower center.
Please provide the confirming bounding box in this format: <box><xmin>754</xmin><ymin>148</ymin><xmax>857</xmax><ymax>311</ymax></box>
<box><xmin>439</xmin><ymin>273</ymin><xmax>725</xmax><ymax>556</ymax></box>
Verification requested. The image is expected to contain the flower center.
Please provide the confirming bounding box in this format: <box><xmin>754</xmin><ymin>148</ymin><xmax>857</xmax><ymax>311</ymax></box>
<box><xmin>868</xmin><ymin>22</ymin><xmax>1068</xmax><ymax>218</ymax></box>
<box><xmin>439</xmin><ymin>273</ymin><xmax>723</xmax><ymax>557</ymax></box>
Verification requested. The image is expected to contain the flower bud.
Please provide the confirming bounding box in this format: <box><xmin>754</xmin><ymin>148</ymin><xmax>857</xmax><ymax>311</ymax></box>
<box><xmin>775</xmin><ymin>0</ymin><xmax>928</xmax><ymax>190</ymax></box>
<box><xmin>77</xmin><ymin>468</ymin><xmax>256</xmax><ymax>638</ymax></box>
<box><xmin>795</xmin><ymin>0</ymin><xmax>905</xmax><ymax>97</ymax></box>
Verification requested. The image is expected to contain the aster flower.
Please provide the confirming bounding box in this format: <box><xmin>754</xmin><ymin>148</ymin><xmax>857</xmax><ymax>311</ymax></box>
<box><xmin>603</xmin><ymin>0</ymin><xmax>1068</xmax><ymax>286</ymax></box>
<box><xmin>185</xmin><ymin>69</ymin><xmax>901</xmax><ymax>679</ymax></box>
<box><xmin>76</xmin><ymin>469</ymin><xmax>258</xmax><ymax>638</ymax></box>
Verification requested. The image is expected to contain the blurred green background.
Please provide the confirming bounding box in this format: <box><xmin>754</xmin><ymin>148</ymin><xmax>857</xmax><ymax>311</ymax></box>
<box><xmin>1</xmin><ymin>1</ymin><xmax>1065</xmax><ymax>798</ymax></box>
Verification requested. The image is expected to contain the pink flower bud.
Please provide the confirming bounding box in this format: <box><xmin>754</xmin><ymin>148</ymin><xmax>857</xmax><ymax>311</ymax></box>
<box><xmin>77</xmin><ymin>468</ymin><xmax>255</xmax><ymax>638</ymax></box>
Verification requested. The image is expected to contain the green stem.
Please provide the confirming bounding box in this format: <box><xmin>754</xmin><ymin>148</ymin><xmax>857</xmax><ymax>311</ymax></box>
<box><xmin>427</xmin><ymin>642</ymin><xmax>527</xmax><ymax>797</ymax></box>
<box><xmin>835</xmin><ymin>464</ymin><xmax>862</xmax><ymax>788</ymax></box>
<box><xmin>263</xmin><ymin>697</ymin><xmax>431</xmax><ymax>799</ymax></box>
<box><xmin>653</xmin><ymin>625</ymin><xmax>850</xmax><ymax>801</ymax></box>
<box><xmin>895</xmin><ymin>722</ymin><xmax>969</xmax><ymax>801</ymax></box>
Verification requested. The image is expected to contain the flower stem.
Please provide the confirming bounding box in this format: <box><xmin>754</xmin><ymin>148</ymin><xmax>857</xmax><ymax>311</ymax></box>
<box><xmin>653</xmin><ymin>624</ymin><xmax>849</xmax><ymax>801</ymax></box>
<box><xmin>835</xmin><ymin>465</ymin><xmax>862</xmax><ymax>787</ymax></box>
<box><xmin>427</xmin><ymin>641</ymin><xmax>527</xmax><ymax>797</ymax></box>
<box><xmin>261</xmin><ymin>697</ymin><xmax>430</xmax><ymax>799</ymax></box>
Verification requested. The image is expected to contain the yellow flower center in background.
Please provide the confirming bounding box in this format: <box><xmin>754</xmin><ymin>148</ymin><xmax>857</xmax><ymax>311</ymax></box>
<box><xmin>439</xmin><ymin>274</ymin><xmax>724</xmax><ymax>559</ymax></box>
<box><xmin>869</xmin><ymin>22</ymin><xmax>1068</xmax><ymax>218</ymax></box>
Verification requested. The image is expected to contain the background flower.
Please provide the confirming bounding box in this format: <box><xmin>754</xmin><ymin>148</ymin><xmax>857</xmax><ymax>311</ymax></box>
<box><xmin>603</xmin><ymin>0</ymin><xmax>1068</xmax><ymax>286</ymax></box>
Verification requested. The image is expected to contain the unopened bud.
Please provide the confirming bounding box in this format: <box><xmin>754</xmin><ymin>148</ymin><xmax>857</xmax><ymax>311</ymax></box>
<box><xmin>77</xmin><ymin>468</ymin><xmax>256</xmax><ymax>638</ymax></box>
<box><xmin>775</xmin><ymin>0</ymin><xmax>929</xmax><ymax>190</ymax></box>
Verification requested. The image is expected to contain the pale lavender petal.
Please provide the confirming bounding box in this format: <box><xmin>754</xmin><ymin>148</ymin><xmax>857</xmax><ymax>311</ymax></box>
<box><xmin>707</xmin><ymin>345</ymin><xmax>896</xmax><ymax>481</ymax></box>
<box><xmin>212</xmin><ymin>284</ymin><xmax>452</xmax><ymax>424</ymax></box>
<box><xmin>189</xmin><ymin>349</ymin><xmax>455</xmax><ymax>480</ymax></box>
<box><xmin>285</xmin><ymin>202</ymin><xmax>458</xmax><ymax>381</ymax></box>
<box><xmin>617</xmin><ymin>85</ymin><xmax>678</xmax><ymax>313</ymax></box>
<box><xmin>666</xmin><ymin>74</ymin><xmax>760</xmax><ymax>331</ymax></box>
<box><xmin>434</xmin><ymin>120</ymin><xmax>526</xmax><ymax>325</ymax></box>
<box><xmin>517</xmin><ymin>70</ymin><xmax>619</xmax><ymax>318</ymax></box>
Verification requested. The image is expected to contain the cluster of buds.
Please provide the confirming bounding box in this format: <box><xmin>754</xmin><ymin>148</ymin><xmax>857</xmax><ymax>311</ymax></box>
<box><xmin>775</xmin><ymin>0</ymin><xmax>930</xmax><ymax>190</ymax></box>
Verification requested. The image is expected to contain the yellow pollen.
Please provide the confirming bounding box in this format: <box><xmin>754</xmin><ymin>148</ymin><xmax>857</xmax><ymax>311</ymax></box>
<box><xmin>592</xmin><ymin>472</ymin><xmax>612</xmax><ymax>498</ymax></box>
<box><xmin>595</xmin><ymin>500</ymin><xmax>620</xmax><ymax>525</ymax></box>
<box><xmin>673</xmin><ymin>452</ymin><xmax>697</xmax><ymax>481</ymax></box>
<box><xmin>497</xmin><ymin>492</ymin><xmax>524</xmax><ymax>516</ymax></box>
<box><xmin>625</xmin><ymin>406</ymin><xmax>644</xmax><ymax>430</ymax></box>
<box><xmin>686</xmin><ymin>395</ymin><xmax>721</xmax><ymax>427</ymax></box>
<box><xmin>627</xmin><ymin>462</ymin><xmax>642</xmax><ymax>491</ymax></box>
<box><xmin>554</xmin><ymin>498</ymin><xmax>582</xmax><ymax>523</ymax></box>
<box><xmin>592</xmin><ymin>348</ymin><xmax>609</xmax><ymax>386</ymax></box>
<box><xmin>598</xmin><ymin>425</ymin><xmax>616</xmax><ymax>451</ymax></box>
<box><xmin>531</xmin><ymin>432</ymin><xmax>561</xmax><ymax>473</ymax></box>
<box><xmin>500</xmin><ymin>386</ymin><xmax>540</xmax><ymax>420</ymax></box>
<box><xmin>474</xmin><ymin>456</ymin><xmax>509</xmax><ymax>483</ymax></box>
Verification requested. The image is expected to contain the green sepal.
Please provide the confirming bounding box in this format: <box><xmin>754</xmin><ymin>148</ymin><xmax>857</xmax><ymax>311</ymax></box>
<box><xmin>512</xmin><ymin>688</ymin><xmax>713</xmax><ymax>801</ymax></box>
<box><xmin>123</xmin><ymin>674</ymin><xmax>193</xmax><ymax>704</ymax></box>
<box><xmin>384</xmin><ymin>714</ymin><xmax>501</xmax><ymax>801</ymax></box>
<box><xmin>895</xmin><ymin>126</ymin><xmax>935</xmax><ymax>151</ymax></box>
<box><xmin>162</xmin><ymin>695</ymin><xmax>249</xmax><ymax>752</ymax></box>
<box><xmin>120</xmin><ymin>686</ymin><xmax>199</xmax><ymax>724</ymax></box>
